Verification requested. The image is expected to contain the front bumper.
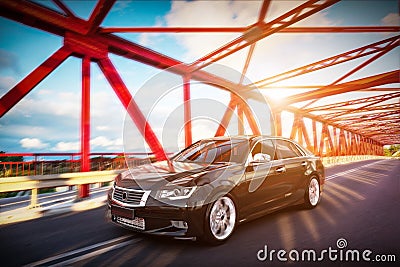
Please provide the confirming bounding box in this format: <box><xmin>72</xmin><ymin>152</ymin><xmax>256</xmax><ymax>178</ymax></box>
<box><xmin>106</xmin><ymin>191</ymin><xmax>206</xmax><ymax>238</ymax></box>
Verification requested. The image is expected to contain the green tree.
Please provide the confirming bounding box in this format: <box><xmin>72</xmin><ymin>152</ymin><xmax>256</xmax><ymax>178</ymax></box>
<box><xmin>0</xmin><ymin>151</ymin><xmax>24</xmax><ymax>162</ymax></box>
<box><xmin>384</xmin><ymin>145</ymin><xmax>400</xmax><ymax>157</ymax></box>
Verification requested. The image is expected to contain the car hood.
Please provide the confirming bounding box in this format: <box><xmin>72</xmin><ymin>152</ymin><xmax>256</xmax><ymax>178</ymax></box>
<box><xmin>115</xmin><ymin>160</ymin><xmax>234</xmax><ymax>190</ymax></box>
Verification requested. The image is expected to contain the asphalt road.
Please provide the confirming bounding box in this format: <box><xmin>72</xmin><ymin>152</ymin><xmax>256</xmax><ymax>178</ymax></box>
<box><xmin>1</xmin><ymin>159</ymin><xmax>399</xmax><ymax>267</ymax></box>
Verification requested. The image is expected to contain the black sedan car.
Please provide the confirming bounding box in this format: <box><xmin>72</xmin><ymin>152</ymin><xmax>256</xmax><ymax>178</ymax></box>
<box><xmin>106</xmin><ymin>135</ymin><xmax>325</xmax><ymax>243</ymax></box>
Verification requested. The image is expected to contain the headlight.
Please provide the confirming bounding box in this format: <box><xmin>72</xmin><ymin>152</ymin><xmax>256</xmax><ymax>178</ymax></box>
<box><xmin>157</xmin><ymin>186</ymin><xmax>197</xmax><ymax>200</ymax></box>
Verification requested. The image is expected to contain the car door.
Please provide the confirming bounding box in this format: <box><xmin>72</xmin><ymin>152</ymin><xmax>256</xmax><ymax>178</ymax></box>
<box><xmin>241</xmin><ymin>139</ymin><xmax>288</xmax><ymax>215</ymax></box>
<box><xmin>274</xmin><ymin>139</ymin><xmax>307</xmax><ymax>202</ymax></box>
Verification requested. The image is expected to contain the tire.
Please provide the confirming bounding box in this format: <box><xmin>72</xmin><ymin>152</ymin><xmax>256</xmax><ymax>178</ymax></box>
<box><xmin>304</xmin><ymin>177</ymin><xmax>321</xmax><ymax>209</ymax></box>
<box><xmin>203</xmin><ymin>195</ymin><xmax>237</xmax><ymax>244</ymax></box>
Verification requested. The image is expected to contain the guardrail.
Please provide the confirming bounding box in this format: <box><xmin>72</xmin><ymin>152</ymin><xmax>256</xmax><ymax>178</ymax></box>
<box><xmin>321</xmin><ymin>155</ymin><xmax>395</xmax><ymax>166</ymax></box>
<box><xmin>0</xmin><ymin>170</ymin><xmax>123</xmax><ymax>208</ymax></box>
<box><xmin>0</xmin><ymin>152</ymin><xmax>154</xmax><ymax>177</ymax></box>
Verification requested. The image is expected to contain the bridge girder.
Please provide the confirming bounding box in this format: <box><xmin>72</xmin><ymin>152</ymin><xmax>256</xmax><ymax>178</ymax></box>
<box><xmin>0</xmin><ymin>0</ymin><xmax>398</xmax><ymax>176</ymax></box>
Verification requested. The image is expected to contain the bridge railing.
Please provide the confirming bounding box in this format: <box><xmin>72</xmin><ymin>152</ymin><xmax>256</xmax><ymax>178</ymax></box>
<box><xmin>321</xmin><ymin>155</ymin><xmax>393</xmax><ymax>166</ymax></box>
<box><xmin>0</xmin><ymin>153</ymin><xmax>154</xmax><ymax>178</ymax></box>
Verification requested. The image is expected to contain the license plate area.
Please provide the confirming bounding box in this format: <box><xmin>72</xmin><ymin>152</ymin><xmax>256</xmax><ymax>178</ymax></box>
<box><xmin>111</xmin><ymin>205</ymin><xmax>134</xmax><ymax>219</ymax></box>
<box><xmin>116</xmin><ymin>216</ymin><xmax>145</xmax><ymax>230</ymax></box>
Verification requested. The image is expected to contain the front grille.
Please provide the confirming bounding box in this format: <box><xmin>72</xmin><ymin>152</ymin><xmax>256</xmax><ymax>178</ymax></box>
<box><xmin>115</xmin><ymin>216</ymin><xmax>145</xmax><ymax>231</ymax></box>
<box><xmin>112</xmin><ymin>186</ymin><xmax>150</xmax><ymax>207</ymax></box>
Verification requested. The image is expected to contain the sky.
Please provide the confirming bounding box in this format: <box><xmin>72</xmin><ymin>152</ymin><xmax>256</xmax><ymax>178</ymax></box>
<box><xmin>0</xmin><ymin>0</ymin><xmax>399</xmax><ymax>157</ymax></box>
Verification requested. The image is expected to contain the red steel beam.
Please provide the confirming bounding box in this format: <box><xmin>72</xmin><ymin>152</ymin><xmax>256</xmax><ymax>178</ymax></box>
<box><xmin>351</xmin><ymin>118</ymin><xmax>400</xmax><ymax>126</ymax></box>
<box><xmin>337</xmin><ymin>110</ymin><xmax>399</xmax><ymax>123</ymax></box>
<box><xmin>347</xmin><ymin>125</ymin><xmax>400</xmax><ymax>134</ymax></box>
<box><xmin>239</xmin><ymin>44</ymin><xmax>256</xmax><ymax>85</ymax></box>
<box><xmin>100</xmin><ymin>26</ymin><xmax>400</xmax><ymax>33</ymax></box>
<box><xmin>183</xmin><ymin>75</ymin><xmax>192</xmax><ymax>147</ymax></box>
<box><xmin>252</xmin><ymin>35</ymin><xmax>400</xmax><ymax>88</ymax></box>
<box><xmin>237</xmin><ymin>102</ymin><xmax>245</xmax><ymax>135</ymax></box>
<box><xmin>283</xmin><ymin>105</ymin><xmax>384</xmax><ymax>145</ymax></box>
<box><xmin>260</xmin><ymin>86</ymin><xmax>399</xmax><ymax>91</ymax></box>
<box><xmin>305</xmin><ymin>92</ymin><xmax>400</xmax><ymax>112</ymax></box>
<box><xmin>301</xmin><ymin>37</ymin><xmax>399</xmax><ymax>108</ymax></box>
<box><xmin>101</xmin><ymin>27</ymin><xmax>249</xmax><ymax>33</ymax></box>
<box><xmin>0</xmin><ymin>0</ymin><xmax>88</xmax><ymax>36</ymax></box>
<box><xmin>240</xmin><ymin>0</ymin><xmax>269</xmax><ymax>87</ymax></box>
<box><xmin>314</xmin><ymin>103</ymin><xmax>400</xmax><ymax>112</ymax></box>
<box><xmin>52</xmin><ymin>0</ymin><xmax>76</xmax><ymax>17</ymax></box>
<box><xmin>0</xmin><ymin>152</ymin><xmax>154</xmax><ymax>158</ymax></box>
<box><xmin>363</xmin><ymin>127</ymin><xmax>400</xmax><ymax>134</ymax></box>
<box><xmin>362</xmin><ymin>130</ymin><xmax>400</xmax><ymax>138</ymax></box>
<box><xmin>273</xmin><ymin>111</ymin><xmax>282</xmax><ymax>136</ymax></box>
<box><xmin>0</xmin><ymin>46</ymin><xmax>72</xmax><ymax>117</ymax></box>
<box><xmin>79</xmin><ymin>56</ymin><xmax>90</xmax><ymax>199</ymax></box>
<box><xmin>324</xmin><ymin>100</ymin><xmax>400</xmax><ymax>120</ymax></box>
<box><xmin>283</xmin><ymin>70</ymin><xmax>400</xmax><ymax>105</ymax></box>
<box><xmin>258</xmin><ymin>0</ymin><xmax>271</xmax><ymax>22</ymax></box>
<box><xmin>87</xmin><ymin>0</ymin><xmax>116</xmax><ymax>34</ymax></box>
<box><xmin>290</xmin><ymin>115</ymin><xmax>300</xmax><ymax>140</ymax></box>
<box><xmin>189</xmin><ymin>0</ymin><xmax>339</xmax><ymax>71</ymax></box>
<box><xmin>242</xmin><ymin>104</ymin><xmax>262</xmax><ymax>135</ymax></box>
<box><xmin>215</xmin><ymin>98</ymin><xmax>237</xmax><ymax>137</ymax></box>
<box><xmin>97</xmin><ymin>57</ymin><xmax>168</xmax><ymax>161</ymax></box>
<box><xmin>365</xmin><ymin>131</ymin><xmax>400</xmax><ymax>138</ymax></box>
<box><xmin>300</xmin><ymin>118</ymin><xmax>312</xmax><ymax>150</ymax></box>
<box><xmin>312</xmin><ymin>120</ymin><xmax>318</xmax><ymax>154</ymax></box>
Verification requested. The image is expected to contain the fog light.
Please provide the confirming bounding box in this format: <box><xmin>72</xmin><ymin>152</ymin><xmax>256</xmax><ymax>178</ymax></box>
<box><xmin>171</xmin><ymin>220</ymin><xmax>188</xmax><ymax>229</ymax></box>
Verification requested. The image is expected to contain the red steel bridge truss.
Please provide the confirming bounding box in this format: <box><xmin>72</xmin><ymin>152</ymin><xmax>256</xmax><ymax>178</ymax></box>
<box><xmin>0</xmin><ymin>0</ymin><xmax>399</xmax><ymax>197</ymax></box>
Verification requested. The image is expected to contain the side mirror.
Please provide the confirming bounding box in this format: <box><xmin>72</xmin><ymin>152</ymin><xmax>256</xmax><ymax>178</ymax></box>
<box><xmin>251</xmin><ymin>153</ymin><xmax>271</xmax><ymax>163</ymax></box>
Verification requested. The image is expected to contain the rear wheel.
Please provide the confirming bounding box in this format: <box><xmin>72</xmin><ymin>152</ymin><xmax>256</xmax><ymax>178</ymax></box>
<box><xmin>203</xmin><ymin>195</ymin><xmax>237</xmax><ymax>244</ymax></box>
<box><xmin>304</xmin><ymin>177</ymin><xmax>320</xmax><ymax>209</ymax></box>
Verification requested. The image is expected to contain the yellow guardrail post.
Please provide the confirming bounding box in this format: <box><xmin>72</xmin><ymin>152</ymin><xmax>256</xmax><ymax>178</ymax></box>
<box><xmin>29</xmin><ymin>188</ymin><xmax>39</xmax><ymax>208</ymax></box>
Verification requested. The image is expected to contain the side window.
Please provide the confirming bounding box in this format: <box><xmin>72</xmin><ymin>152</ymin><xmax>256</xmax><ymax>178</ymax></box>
<box><xmin>294</xmin><ymin>143</ymin><xmax>308</xmax><ymax>156</ymax></box>
<box><xmin>276</xmin><ymin>140</ymin><xmax>302</xmax><ymax>159</ymax></box>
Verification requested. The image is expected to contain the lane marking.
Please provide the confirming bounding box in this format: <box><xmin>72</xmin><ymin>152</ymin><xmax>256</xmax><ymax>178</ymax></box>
<box><xmin>48</xmin><ymin>239</ymin><xmax>138</xmax><ymax>266</ymax></box>
<box><xmin>325</xmin><ymin>161</ymin><xmax>382</xmax><ymax>181</ymax></box>
<box><xmin>24</xmin><ymin>234</ymin><xmax>134</xmax><ymax>267</ymax></box>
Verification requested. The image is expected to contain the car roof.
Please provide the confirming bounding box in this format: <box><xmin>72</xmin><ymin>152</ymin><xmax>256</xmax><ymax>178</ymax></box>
<box><xmin>202</xmin><ymin>135</ymin><xmax>292</xmax><ymax>143</ymax></box>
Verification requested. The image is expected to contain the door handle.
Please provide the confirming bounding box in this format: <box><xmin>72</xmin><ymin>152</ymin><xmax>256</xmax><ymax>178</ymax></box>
<box><xmin>276</xmin><ymin>166</ymin><xmax>286</xmax><ymax>173</ymax></box>
<box><xmin>301</xmin><ymin>162</ymin><xmax>307</xmax><ymax>167</ymax></box>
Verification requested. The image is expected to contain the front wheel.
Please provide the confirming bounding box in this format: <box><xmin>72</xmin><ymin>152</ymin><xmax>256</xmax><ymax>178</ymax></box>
<box><xmin>203</xmin><ymin>195</ymin><xmax>237</xmax><ymax>244</ymax></box>
<box><xmin>304</xmin><ymin>177</ymin><xmax>321</xmax><ymax>209</ymax></box>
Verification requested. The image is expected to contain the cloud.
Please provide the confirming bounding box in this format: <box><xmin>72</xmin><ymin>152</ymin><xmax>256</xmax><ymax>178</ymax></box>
<box><xmin>111</xmin><ymin>0</ymin><xmax>132</xmax><ymax>14</ymax></box>
<box><xmin>0</xmin><ymin>76</ymin><xmax>16</xmax><ymax>97</ymax></box>
<box><xmin>52</xmin><ymin>136</ymin><xmax>123</xmax><ymax>152</ymax></box>
<box><xmin>96</xmin><ymin>125</ymin><xmax>111</xmax><ymax>131</ymax></box>
<box><xmin>163</xmin><ymin>0</ymin><xmax>336</xmax><ymax>67</ymax></box>
<box><xmin>0</xmin><ymin>49</ymin><xmax>20</xmax><ymax>74</ymax></box>
<box><xmin>19</xmin><ymin>138</ymin><xmax>48</xmax><ymax>149</ymax></box>
<box><xmin>381</xmin><ymin>13</ymin><xmax>400</xmax><ymax>26</ymax></box>
<box><xmin>53</xmin><ymin>141</ymin><xmax>80</xmax><ymax>151</ymax></box>
<box><xmin>138</xmin><ymin>17</ymin><xmax>166</xmax><ymax>47</ymax></box>
<box><xmin>91</xmin><ymin>136</ymin><xmax>123</xmax><ymax>149</ymax></box>
<box><xmin>14</xmin><ymin>89</ymin><xmax>80</xmax><ymax>119</ymax></box>
<box><xmin>164</xmin><ymin>1</ymin><xmax>258</xmax><ymax>62</ymax></box>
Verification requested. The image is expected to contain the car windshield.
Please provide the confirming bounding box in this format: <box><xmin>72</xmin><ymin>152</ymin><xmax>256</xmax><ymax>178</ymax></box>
<box><xmin>173</xmin><ymin>139</ymin><xmax>250</xmax><ymax>164</ymax></box>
